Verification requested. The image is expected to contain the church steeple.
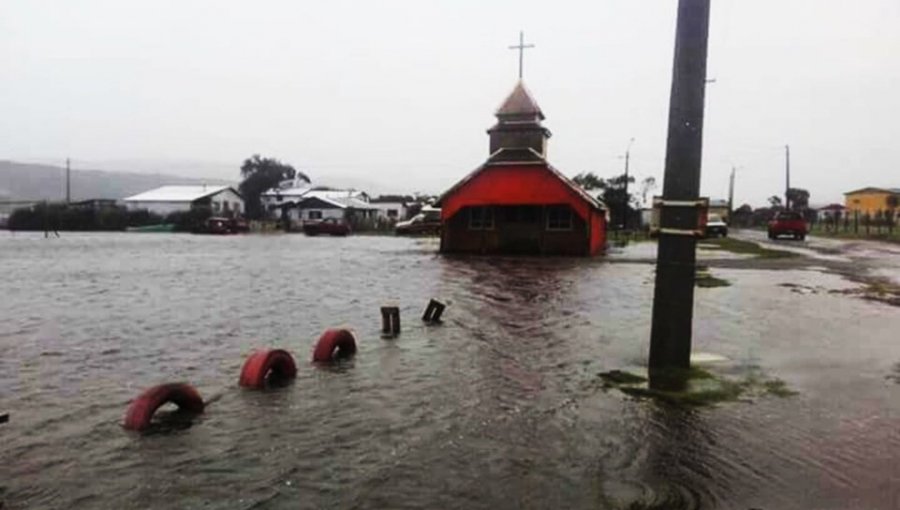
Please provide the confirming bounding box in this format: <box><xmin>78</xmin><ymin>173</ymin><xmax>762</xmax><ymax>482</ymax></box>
<box><xmin>487</xmin><ymin>81</ymin><xmax>552</xmax><ymax>156</ymax></box>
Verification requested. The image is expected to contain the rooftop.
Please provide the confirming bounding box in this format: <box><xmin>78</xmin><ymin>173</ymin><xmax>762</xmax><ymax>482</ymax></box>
<box><xmin>123</xmin><ymin>185</ymin><xmax>236</xmax><ymax>202</ymax></box>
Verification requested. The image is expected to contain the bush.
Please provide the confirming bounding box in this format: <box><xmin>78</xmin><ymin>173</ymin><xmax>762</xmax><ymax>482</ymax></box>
<box><xmin>7</xmin><ymin>203</ymin><xmax>165</xmax><ymax>231</ymax></box>
<box><xmin>165</xmin><ymin>206</ymin><xmax>213</xmax><ymax>232</ymax></box>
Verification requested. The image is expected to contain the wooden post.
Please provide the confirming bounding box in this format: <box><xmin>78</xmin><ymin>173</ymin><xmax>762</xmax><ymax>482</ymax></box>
<box><xmin>381</xmin><ymin>306</ymin><xmax>400</xmax><ymax>337</ymax></box>
<box><xmin>422</xmin><ymin>299</ymin><xmax>447</xmax><ymax>323</ymax></box>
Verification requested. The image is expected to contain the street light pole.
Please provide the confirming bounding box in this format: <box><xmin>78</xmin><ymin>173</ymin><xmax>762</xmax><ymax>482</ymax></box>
<box><xmin>648</xmin><ymin>0</ymin><xmax>712</xmax><ymax>384</ymax></box>
<box><xmin>622</xmin><ymin>137</ymin><xmax>635</xmax><ymax>230</ymax></box>
<box><xmin>728</xmin><ymin>166</ymin><xmax>736</xmax><ymax>219</ymax></box>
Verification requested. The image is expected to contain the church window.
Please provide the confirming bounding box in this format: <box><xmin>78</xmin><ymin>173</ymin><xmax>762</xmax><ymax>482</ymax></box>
<box><xmin>469</xmin><ymin>207</ymin><xmax>494</xmax><ymax>230</ymax></box>
<box><xmin>546</xmin><ymin>206</ymin><xmax>573</xmax><ymax>230</ymax></box>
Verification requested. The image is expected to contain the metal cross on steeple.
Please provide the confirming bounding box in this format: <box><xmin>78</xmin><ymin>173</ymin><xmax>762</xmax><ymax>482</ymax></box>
<box><xmin>508</xmin><ymin>31</ymin><xmax>534</xmax><ymax>80</ymax></box>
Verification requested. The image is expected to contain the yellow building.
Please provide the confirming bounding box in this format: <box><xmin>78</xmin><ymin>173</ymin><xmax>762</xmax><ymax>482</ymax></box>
<box><xmin>843</xmin><ymin>187</ymin><xmax>900</xmax><ymax>218</ymax></box>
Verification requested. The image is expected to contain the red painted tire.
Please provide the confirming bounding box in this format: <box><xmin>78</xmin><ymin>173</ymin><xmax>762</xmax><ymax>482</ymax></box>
<box><xmin>123</xmin><ymin>383</ymin><xmax>204</xmax><ymax>431</ymax></box>
<box><xmin>239</xmin><ymin>349</ymin><xmax>298</xmax><ymax>389</ymax></box>
<box><xmin>312</xmin><ymin>328</ymin><xmax>358</xmax><ymax>362</ymax></box>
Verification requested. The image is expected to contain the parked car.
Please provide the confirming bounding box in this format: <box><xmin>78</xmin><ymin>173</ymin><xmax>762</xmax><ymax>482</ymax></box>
<box><xmin>303</xmin><ymin>218</ymin><xmax>351</xmax><ymax>236</ymax></box>
<box><xmin>704</xmin><ymin>214</ymin><xmax>728</xmax><ymax>238</ymax></box>
<box><xmin>197</xmin><ymin>216</ymin><xmax>248</xmax><ymax>235</ymax></box>
<box><xmin>767</xmin><ymin>211</ymin><xmax>807</xmax><ymax>240</ymax></box>
<box><xmin>395</xmin><ymin>207</ymin><xmax>441</xmax><ymax>236</ymax></box>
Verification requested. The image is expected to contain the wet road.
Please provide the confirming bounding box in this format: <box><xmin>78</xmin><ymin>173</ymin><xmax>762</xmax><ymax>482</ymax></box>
<box><xmin>1</xmin><ymin>232</ymin><xmax>899</xmax><ymax>509</ymax></box>
<box><xmin>733</xmin><ymin>229</ymin><xmax>900</xmax><ymax>285</ymax></box>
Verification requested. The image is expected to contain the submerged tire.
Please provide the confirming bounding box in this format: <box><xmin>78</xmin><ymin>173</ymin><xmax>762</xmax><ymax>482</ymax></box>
<box><xmin>123</xmin><ymin>383</ymin><xmax>204</xmax><ymax>431</ymax></box>
<box><xmin>312</xmin><ymin>328</ymin><xmax>358</xmax><ymax>362</ymax></box>
<box><xmin>239</xmin><ymin>349</ymin><xmax>298</xmax><ymax>389</ymax></box>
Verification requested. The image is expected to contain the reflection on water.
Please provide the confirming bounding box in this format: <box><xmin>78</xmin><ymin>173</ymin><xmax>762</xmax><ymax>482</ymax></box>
<box><xmin>1</xmin><ymin>232</ymin><xmax>899</xmax><ymax>509</ymax></box>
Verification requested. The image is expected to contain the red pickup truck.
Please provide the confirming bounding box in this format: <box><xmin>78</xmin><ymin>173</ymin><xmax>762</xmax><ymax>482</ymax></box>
<box><xmin>767</xmin><ymin>211</ymin><xmax>807</xmax><ymax>240</ymax></box>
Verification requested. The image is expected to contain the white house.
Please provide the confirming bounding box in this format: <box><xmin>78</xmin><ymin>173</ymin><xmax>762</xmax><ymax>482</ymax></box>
<box><xmin>293</xmin><ymin>190</ymin><xmax>378</xmax><ymax>224</ymax></box>
<box><xmin>260</xmin><ymin>178</ymin><xmax>313</xmax><ymax>217</ymax></box>
<box><xmin>123</xmin><ymin>185</ymin><xmax>244</xmax><ymax>216</ymax></box>
<box><xmin>369</xmin><ymin>198</ymin><xmax>409</xmax><ymax>222</ymax></box>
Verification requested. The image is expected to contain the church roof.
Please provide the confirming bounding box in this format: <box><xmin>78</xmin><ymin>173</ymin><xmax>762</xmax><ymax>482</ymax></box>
<box><xmin>435</xmin><ymin>148</ymin><xmax>605</xmax><ymax>212</ymax></box>
<box><xmin>496</xmin><ymin>81</ymin><xmax>544</xmax><ymax>119</ymax></box>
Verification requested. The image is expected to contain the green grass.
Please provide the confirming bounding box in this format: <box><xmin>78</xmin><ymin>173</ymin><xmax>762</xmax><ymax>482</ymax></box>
<box><xmin>695</xmin><ymin>269</ymin><xmax>731</xmax><ymax>288</ymax></box>
<box><xmin>808</xmin><ymin>226</ymin><xmax>900</xmax><ymax>245</ymax></box>
<box><xmin>597</xmin><ymin>367</ymin><xmax>798</xmax><ymax>407</ymax></box>
<box><xmin>702</xmin><ymin>237</ymin><xmax>797</xmax><ymax>258</ymax></box>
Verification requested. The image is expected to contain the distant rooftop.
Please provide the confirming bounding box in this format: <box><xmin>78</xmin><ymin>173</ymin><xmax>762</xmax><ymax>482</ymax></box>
<box><xmin>123</xmin><ymin>185</ymin><xmax>235</xmax><ymax>202</ymax></box>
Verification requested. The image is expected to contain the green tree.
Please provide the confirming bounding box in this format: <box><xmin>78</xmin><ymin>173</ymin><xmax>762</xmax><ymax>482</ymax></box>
<box><xmin>639</xmin><ymin>176</ymin><xmax>657</xmax><ymax>207</ymax></box>
<box><xmin>571</xmin><ymin>172</ymin><xmax>605</xmax><ymax>190</ymax></box>
<box><xmin>887</xmin><ymin>194</ymin><xmax>898</xmax><ymax>226</ymax></box>
<box><xmin>786</xmin><ymin>187</ymin><xmax>810</xmax><ymax>210</ymax></box>
<box><xmin>768</xmin><ymin>195</ymin><xmax>783</xmax><ymax>208</ymax></box>
<box><xmin>239</xmin><ymin>155</ymin><xmax>309</xmax><ymax>220</ymax></box>
<box><xmin>572</xmin><ymin>172</ymin><xmax>636</xmax><ymax>227</ymax></box>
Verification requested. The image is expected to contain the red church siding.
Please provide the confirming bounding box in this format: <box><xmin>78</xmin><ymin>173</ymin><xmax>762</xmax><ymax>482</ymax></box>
<box><xmin>440</xmin><ymin>164</ymin><xmax>606</xmax><ymax>256</ymax></box>
<box><xmin>442</xmin><ymin>165</ymin><xmax>592</xmax><ymax>223</ymax></box>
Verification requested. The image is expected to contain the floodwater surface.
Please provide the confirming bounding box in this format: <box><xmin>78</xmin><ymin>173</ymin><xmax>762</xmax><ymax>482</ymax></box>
<box><xmin>1</xmin><ymin>233</ymin><xmax>898</xmax><ymax>509</ymax></box>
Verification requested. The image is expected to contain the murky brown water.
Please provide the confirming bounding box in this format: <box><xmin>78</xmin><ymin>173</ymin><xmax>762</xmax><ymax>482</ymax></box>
<box><xmin>1</xmin><ymin>232</ymin><xmax>899</xmax><ymax>509</ymax></box>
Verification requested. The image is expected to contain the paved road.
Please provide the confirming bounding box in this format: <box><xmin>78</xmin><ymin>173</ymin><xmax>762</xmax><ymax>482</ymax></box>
<box><xmin>733</xmin><ymin>229</ymin><xmax>900</xmax><ymax>285</ymax></box>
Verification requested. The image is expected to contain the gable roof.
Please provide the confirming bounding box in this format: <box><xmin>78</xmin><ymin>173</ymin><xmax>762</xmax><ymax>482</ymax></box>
<box><xmin>296</xmin><ymin>191</ymin><xmax>376</xmax><ymax>210</ymax></box>
<box><xmin>496</xmin><ymin>81</ymin><xmax>544</xmax><ymax>119</ymax></box>
<box><xmin>435</xmin><ymin>148</ymin><xmax>605</xmax><ymax>212</ymax></box>
<box><xmin>123</xmin><ymin>185</ymin><xmax>239</xmax><ymax>202</ymax></box>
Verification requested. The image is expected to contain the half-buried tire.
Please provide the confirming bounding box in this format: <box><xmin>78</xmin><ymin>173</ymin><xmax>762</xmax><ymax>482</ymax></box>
<box><xmin>312</xmin><ymin>328</ymin><xmax>358</xmax><ymax>362</ymax></box>
<box><xmin>123</xmin><ymin>383</ymin><xmax>204</xmax><ymax>431</ymax></box>
<box><xmin>239</xmin><ymin>349</ymin><xmax>298</xmax><ymax>389</ymax></box>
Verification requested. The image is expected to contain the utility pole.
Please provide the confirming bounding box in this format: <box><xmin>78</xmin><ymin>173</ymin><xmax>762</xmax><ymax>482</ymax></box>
<box><xmin>648</xmin><ymin>0</ymin><xmax>711</xmax><ymax>384</ymax></box>
<box><xmin>728</xmin><ymin>166</ymin><xmax>736</xmax><ymax>219</ymax></box>
<box><xmin>784</xmin><ymin>145</ymin><xmax>791</xmax><ymax>210</ymax></box>
<box><xmin>66</xmin><ymin>157</ymin><xmax>71</xmax><ymax>204</ymax></box>
<box><xmin>622</xmin><ymin>138</ymin><xmax>635</xmax><ymax>230</ymax></box>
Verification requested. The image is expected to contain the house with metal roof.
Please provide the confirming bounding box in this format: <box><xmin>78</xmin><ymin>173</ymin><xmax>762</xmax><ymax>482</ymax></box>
<box><xmin>122</xmin><ymin>185</ymin><xmax>243</xmax><ymax>217</ymax></box>
<box><xmin>291</xmin><ymin>190</ymin><xmax>378</xmax><ymax>225</ymax></box>
<box><xmin>436</xmin><ymin>81</ymin><xmax>608</xmax><ymax>256</ymax></box>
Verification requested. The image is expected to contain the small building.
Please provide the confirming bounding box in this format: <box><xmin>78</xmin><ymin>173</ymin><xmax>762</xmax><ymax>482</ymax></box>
<box><xmin>708</xmin><ymin>199</ymin><xmax>729</xmax><ymax>221</ymax></box>
<box><xmin>816</xmin><ymin>203</ymin><xmax>847</xmax><ymax>221</ymax></box>
<box><xmin>369</xmin><ymin>196</ymin><xmax>411</xmax><ymax>222</ymax></box>
<box><xmin>292</xmin><ymin>190</ymin><xmax>378</xmax><ymax>225</ymax></box>
<box><xmin>436</xmin><ymin>81</ymin><xmax>607</xmax><ymax>256</ymax></box>
<box><xmin>123</xmin><ymin>185</ymin><xmax>243</xmax><ymax>217</ymax></box>
<box><xmin>843</xmin><ymin>187</ymin><xmax>899</xmax><ymax>219</ymax></box>
<box><xmin>260</xmin><ymin>178</ymin><xmax>313</xmax><ymax>219</ymax></box>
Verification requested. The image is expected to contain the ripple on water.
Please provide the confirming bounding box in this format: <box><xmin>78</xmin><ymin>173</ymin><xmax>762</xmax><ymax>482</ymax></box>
<box><xmin>1</xmin><ymin>233</ymin><xmax>899</xmax><ymax>509</ymax></box>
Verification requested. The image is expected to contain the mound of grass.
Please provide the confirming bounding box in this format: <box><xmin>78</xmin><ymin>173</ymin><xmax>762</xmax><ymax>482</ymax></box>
<box><xmin>597</xmin><ymin>367</ymin><xmax>797</xmax><ymax>407</ymax></box>
<box><xmin>695</xmin><ymin>269</ymin><xmax>731</xmax><ymax>288</ymax></box>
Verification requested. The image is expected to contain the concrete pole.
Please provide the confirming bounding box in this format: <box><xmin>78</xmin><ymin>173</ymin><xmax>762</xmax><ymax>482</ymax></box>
<box><xmin>784</xmin><ymin>145</ymin><xmax>791</xmax><ymax>210</ymax></box>
<box><xmin>66</xmin><ymin>157</ymin><xmax>71</xmax><ymax>204</ymax></box>
<box><xmin>648</xmin><ymin>0</ymin><xmax>711</xmax><ymax>383</ymax></box>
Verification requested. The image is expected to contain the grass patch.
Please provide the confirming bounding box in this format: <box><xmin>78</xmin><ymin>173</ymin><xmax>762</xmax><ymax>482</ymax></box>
<box><xmin>763</xmin><ymin>378</ymin><xmax>798</xmax><ymax>397</ymax></box>
<box><xmin>695</xmin><ymin>269</ymin><xmax>731</xmax><ymax>288</ymax></box>
<box><xmin>598</xmin><ymin>367</ymin><xmax>797</xmax><ymax>407</ymax></box>
<box><xmin>704</xmin><ymin>237</ymin><xmax>796</xmax><ymax>258</ymax></box>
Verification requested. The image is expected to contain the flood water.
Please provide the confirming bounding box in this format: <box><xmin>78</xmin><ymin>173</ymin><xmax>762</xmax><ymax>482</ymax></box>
<box><xmin>1</xmin><ymin>232</ymin><xmax>899</xmax><ymax>509</ymax></box>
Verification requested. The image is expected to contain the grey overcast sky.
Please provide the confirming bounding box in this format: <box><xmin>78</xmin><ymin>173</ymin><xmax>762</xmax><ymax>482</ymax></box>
<box><xmin>1</xmin><ymin>0</ymin><xmax>898</xmax><ymax>206</ymax></box>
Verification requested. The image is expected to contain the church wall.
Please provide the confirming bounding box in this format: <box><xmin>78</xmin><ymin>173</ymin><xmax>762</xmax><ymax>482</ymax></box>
<box><xmin>441</xmin><ymin>205</ymin><xmax>590</xmax><ymax>256</ymax></box>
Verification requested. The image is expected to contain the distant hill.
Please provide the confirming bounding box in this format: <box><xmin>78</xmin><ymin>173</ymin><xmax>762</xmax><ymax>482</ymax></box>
<box><xmin>0</xmin><ymin>160</ymin><xmax>233</xmax><ymax>201</ymax></box>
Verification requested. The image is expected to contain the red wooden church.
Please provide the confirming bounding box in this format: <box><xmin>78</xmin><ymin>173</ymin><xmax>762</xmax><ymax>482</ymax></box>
<box><xmin>437</xmin><ymin>81</ymin><xmax>608</xmax><ymax>256</ymax></box>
